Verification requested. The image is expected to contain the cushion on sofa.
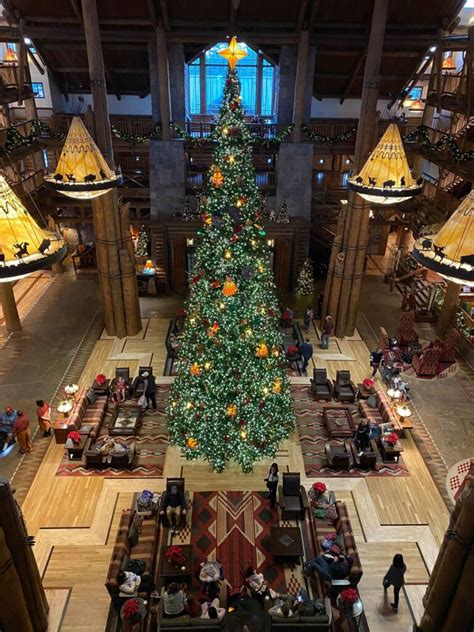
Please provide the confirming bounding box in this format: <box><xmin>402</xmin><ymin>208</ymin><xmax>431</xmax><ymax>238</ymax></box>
<box><xmin>161</xmin><ymin>616</ymin><xmax>191</xmax><ymax>627</ymax></box>
<box><xmin>270</xmin><ymin>612</ymin><xmax>301</xmax><ymax>622</ymax></box>
<box><xmin>300</xmin><ymin>614</ymin><xmax>330</xmax><ymax>624</ymax></box>
<box><xmin>190</xmin><ymin>618</ymin><xmax>221</xmax><ymax>627</ymax></box>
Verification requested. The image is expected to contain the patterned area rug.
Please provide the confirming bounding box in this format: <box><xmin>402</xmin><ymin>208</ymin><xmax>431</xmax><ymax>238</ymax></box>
<box><xmin>55</xmin><ymin>386</ymin><xmax>169</xmax><ymax>478</ymax></box>
<box><xmin>293</xmin><ymin>385</ymin><xmax>410</xmax><ymax>478</ymax></box>
<box><xmin>188</xmin><ymin>491</ymin><xmax>307</xmax><ymax>596</ymax></box>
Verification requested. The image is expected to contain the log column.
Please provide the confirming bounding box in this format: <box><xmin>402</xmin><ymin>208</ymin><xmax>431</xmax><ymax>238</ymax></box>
<box><xmin>0</xmin><ymin>282</ymin><xmax>21</xmax><ymax>333</ymax></box>
<box><xmin>292</xmin><ymin>29</ymin><xmax>309</xmax><ymax>142</ymax></box>
<box><xmin>437</xmin><ymin>280</ymin><xmax>460</xmax><ymax>335</ymax></box>
<box><xmin>155</xmin><ymin>23</ymin><xmax>171</xmax><ymax>141</ymax></box>
<box><xmin>323</xmin><ymin>0</ymin><xmax>389</xmax><ymax>337</ymax></box>
<box><xmin>81</xmin><ymin>0</ymin><xmax>140</xmax><ymax>337</ymax></box>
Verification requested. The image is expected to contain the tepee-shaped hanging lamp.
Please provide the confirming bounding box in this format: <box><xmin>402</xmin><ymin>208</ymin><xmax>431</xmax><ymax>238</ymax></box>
<box><xmin>2</xmin><ymin>47</ymin><xmax>17</xmax><ymax>65</ymax></box>
<box><xmin>409</xmin><ymin>98</ymin><xmax>424</xmax><ymax>111</ymax></box>
<box><xmin>442</xmin><ymin>52</ymin><xmax>456</xmax><ymax>72</ymax></box>
<box><xmin>44</xmin><ymin>117</ymin><xmax>122</xmax><ymax>200</ymax></box>
<box><xmin>0</xmin><ymin>175</ymin><xmax>66</xmax><ymax>282</ymax></box>
<box><xmin>348</xmin><ymin>123</ymin><xmax>423</xmax><ymax>205</ymax></box>
<box><xmin>412</xmin><ymin>190</ymin><xmax>474</xmax><ymax>284</ymax></box>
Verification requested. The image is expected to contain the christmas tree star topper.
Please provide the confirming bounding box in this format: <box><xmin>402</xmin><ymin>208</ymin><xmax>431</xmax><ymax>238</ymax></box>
<box><xmin>218</xmin><ymin>36</ymin><xmax>248</xmax><ymax>70</ymax></box>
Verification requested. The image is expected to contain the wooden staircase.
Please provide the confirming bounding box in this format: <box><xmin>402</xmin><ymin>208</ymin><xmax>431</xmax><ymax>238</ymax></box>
<box><xmin>396</xmin><ymin>275</ymin><xmax>446</xmax><ymax>322</ymax></box>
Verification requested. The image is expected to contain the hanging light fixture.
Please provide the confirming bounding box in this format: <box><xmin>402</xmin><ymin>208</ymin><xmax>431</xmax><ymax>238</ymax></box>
<box><xmin>2</xmin><ymin>47</ymin><xmax>18</xmax><ymax>65</ymax></box>
<box><xmin>44</xmin><ymin>117</ymin><xmax>122</xmax><ymax>200</ymax></box>
<box><xmin>442</xmin><ymin>52</ymin><xmax>456</xmax><ymax>72</ymax></box>
<box><xmin>348</xmin><ymin>123</ymin><xmax>423</xmax><ymax>205</ymax></box>
<box><xmin>412</xmin><ymin>191</ymin><xmax>474</xmax><ymax>284</ymax></box>
<box><xmin>0</xmin><ymin>175</ymin><xmax>66</xmax><ymax>282</ymax></box>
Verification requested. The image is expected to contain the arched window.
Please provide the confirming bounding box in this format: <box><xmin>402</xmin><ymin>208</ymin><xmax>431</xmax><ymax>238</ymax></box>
<box><xmin>187</xmin><ymin>42</ymin><xmax>275</xmax><ymax>118</ymax></box>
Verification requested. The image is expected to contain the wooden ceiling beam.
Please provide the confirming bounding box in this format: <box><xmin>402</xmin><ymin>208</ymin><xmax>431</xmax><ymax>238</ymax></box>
<box><xmin>296</xmin><ymin>0</ymin><xmax>309</xmax><ymax>34</ymax></box>
<box><xmin>146</xmin><ymin>0</ymin><xmax>157</xmax><ymax>29</ymax></box>
<box><xmin>389</xmin><ymin>48</ymin><xmax>434</xmax><ymax>108</ymax></box>
<box><xmin>50</xmin><ymin>66</ymin><xmax>149</xmax><ymax>73</ymax></box>
<box><xmin>340</xmin><ymin>48</ymin><xmax>367</xmax><ymax>104</ymax></box>
<box><xmin>229</xmin><ymin>0</ymin><xmax>240</xmax><ymax>30</ymax></box>
<box><xmin>159</xmin><ymin>0</ymin><xmax>170</xmax><ymax>32</ymax></box>
<box><xmin>307</xmin><ymin>0</ymin><xmax>320</xmax><ymax>31</ymax></box>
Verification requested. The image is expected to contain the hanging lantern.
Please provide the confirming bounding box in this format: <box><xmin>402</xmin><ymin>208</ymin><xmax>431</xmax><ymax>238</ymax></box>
<box><xmin>44</xmin><ymin>117</ymin><xmax>122</xmax><ymax>200</ymax></box>
<box><xmin>222</xmin><ymin>277</ymin><xmax>238</xmax><ymax>297</ymax></box>
<box><xmin>187</xmin><ymin>437</ymin><xmax>198</xmax><ymax>450</ymax></box>
<box><xmin>3</xmin><ymin>47</ymin><xmax>18</xmax><ymax>65</ymax></box>
<box><xmin>442</xmin><ymin>52</ymin><xmax>456</xmax><ymax>72</ymax></box>
<box><xmin>348</xmin><ymin>124</ymin><xmax>423</xmax><ymax>205</ymax></box>
<box><xmin>211</xmin><ymin>167</ymin><xmax>224</xmax><ymax>188</ymax></box>
<box><xmin>0</xmin><ymin>176</ymin><xmax>66</xmax><ymax>282</ymax></box>
<box><xmin>412</xmin><ymin>191</ymin><xmax>474</xmax><ymax>284</ymax></box>
<box><xmin>409</xmin><ymin>98</ymin><xmax>424</xmax><ymax>111</ymax></box>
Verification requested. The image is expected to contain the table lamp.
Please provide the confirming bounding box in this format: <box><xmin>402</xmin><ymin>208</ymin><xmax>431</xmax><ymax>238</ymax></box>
<box><xmin>387</xmin><ymin>388</ymin><xmax>402</xmax><ymax>401</ymax></box>
<box><xmin>57</xmin><ymin>400</ymin><xmax>73</xmax><ymax>418</ymax></box>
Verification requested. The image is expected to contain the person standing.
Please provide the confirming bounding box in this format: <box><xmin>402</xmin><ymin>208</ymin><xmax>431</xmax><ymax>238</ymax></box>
<box><xmin>383</xmin><ymin>553</ymin><xmax>406</xmax><ymax>611</ymax></box>
<box><xmin>0</xmin><ymin>406</ymin><xmax>16</xmax><ymax>451</ymax></box>
<box><xmin>320</xmin><ymin>315</ymin><xmax>334</xmax><ymax>350</ymax></box>
<box><xmin>133</xmin><ymin>371</ymin><xmax>157</xmax><ymax>410</ymax></box>
<box><xmin>12</xmin><ymin>411</ymin><xmax>32</xmax><ymax>454</ymax></box>
<box><xmin>354</xmin><ymin>419</ymin><xmax>370</xmax><ymax>456</ymax></box>
<box><xmin>303</xmin><ymin>307</ymin><xmax>314</xmax><ymax>332</ymax></box>
<box><xmin>299</xmin><ymin>338</ymin><xmax>314</xmax><ymax>376</ymax></box>
<box><xmin>370</xmin><ymin>350</ymin><xmax>383</xmax><ymax>377</ymax></box>
<box><xmin>36</xmin><ymin>400</ymin><xmax>51</xmax><ymax>437</ymax></box>
<box><xmin>265</xmin><ymin>462</ymin><xmax>279</xmax><ymax>509</ymax></box>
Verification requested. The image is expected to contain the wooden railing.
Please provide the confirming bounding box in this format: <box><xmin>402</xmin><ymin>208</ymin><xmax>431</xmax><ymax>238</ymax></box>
<box><xmin>186</xmin><ymin>171</ymin><xmax>276</xmax><ymax>190</ymax></box>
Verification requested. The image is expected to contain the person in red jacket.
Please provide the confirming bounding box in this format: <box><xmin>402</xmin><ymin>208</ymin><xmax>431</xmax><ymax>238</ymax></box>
<box><xmin>12</xmin><ymin>410</ymin><xmax>32</xmax><ymax>454</ymax></box>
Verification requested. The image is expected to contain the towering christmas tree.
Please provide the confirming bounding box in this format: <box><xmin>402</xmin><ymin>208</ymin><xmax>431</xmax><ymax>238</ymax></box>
<box><xmin>167</xmin><ymin>39</ymin><xmax>294</xmax><ymax>472</ymax></box>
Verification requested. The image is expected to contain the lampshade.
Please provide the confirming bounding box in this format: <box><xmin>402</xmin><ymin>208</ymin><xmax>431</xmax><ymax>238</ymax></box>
<box><xmin>0</xmin><ymin>175</ymin><xmax>66</xmax><ymax>282</ymax></box>
<box><xmin>348</xmin><ymin>123</ymin><xmax>423</xmax><ymax>205</ymax></box>
<box><xmin>412</xmin><ymin>190</ymin><xmax>474</xmax><ymax>283</ymax></box>
<box><xmin>409</xmin><ymin>98</ymin><xmax>424</xmax><ymax>111</ymax></box>
<box><xmin>3</xmin><ymin>47</ymin><xmax>17</xmax><ymax>65</ymax></box>
<box><xmin>44</xmin><ymin>117</ymin><xmax>122</xmax><ymax>199</ymax></box>
<box><xmin>442</xmin><ymin>53</ymin><xmax>456</xmax><ymax>72</ymax></box>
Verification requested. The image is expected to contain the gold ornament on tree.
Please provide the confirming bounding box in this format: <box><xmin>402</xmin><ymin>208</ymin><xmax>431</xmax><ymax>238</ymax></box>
<box><xmin>256</xmin><ymin>342</ymin><xmax>269</xmax><ymax>358</ymax></box>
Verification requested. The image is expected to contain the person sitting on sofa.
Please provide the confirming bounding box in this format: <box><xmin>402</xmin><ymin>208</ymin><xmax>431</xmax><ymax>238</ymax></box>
<box><xmin>160</xmin><ymin>484</ymin><xmax>187</xmax><ymax>533</ymax></box>
<box><xmin>118</xmin><ymin>570</ymin><xmax>155</xmax><ymax>596</ymax></box>
<box><xmin>199</xmin><ymin>559</ymin><xmax>223</xmax><ymax>597</ymax></box>
<box><xmin>304</xmin><ymin>552</ymin><xmax>352</xmax><ymax>581</ymax></box>
<box><xmin>200</xmin><ymin>598</ymin><xmax>226</xmax><ymax>622</ymax></box>
<box><xmin>268</xmin><ymin>601</ymin><xmax>293</xmax><ymax>618</ymax></box>
<box><xmin>185</xmin><ymin>595</ymin><xmax>201</xmax><ymax>618</ymax></box>
<box><xmin>163</xmin><ymin>582</ymin><xmax>186</xmax><ymax>618</ymax></box>
<box><xmin>243</xmin><ymin>565</ymin><xmax>279</xmax><ymax>603</ymax></box>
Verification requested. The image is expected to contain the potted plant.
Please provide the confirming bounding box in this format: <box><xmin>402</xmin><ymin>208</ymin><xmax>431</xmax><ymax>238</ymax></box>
<box><xmin>95</xmin><ymin>373</ymin><xmax>107</xmax><ymax>386</ymax></box>
<box><xmin>337</xmin><ymin>587</ymin><xmax>361</xmax><ymax>617</ymax></box>
<box><xmin>67</xmin><ymin>430</ymin><xmax>81</xmax><ymax>445</ymax></box>
<box><xmin>165</xmin><ymin>545</ymin><xmax>186</xmax><ymax>569</ymax></box>
<box><xmin>120</xmin><ymin>597</ymin><xmax>146</xmax><ymax>631</ymax></box>
<box><xmin>385</xmin><ymin>432</ymin><xmax>399</xmax><ymax>447</ymax></box>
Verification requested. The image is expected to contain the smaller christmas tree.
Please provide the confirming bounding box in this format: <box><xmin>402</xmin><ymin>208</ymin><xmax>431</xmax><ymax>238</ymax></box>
<box><xmin>136</xmin><ymin>225</ymin><xmax>149</xmax><ymax>257</ymax></box>
<box><xmin>183</xmin><ymin>197</ymin><xmax>192</xmax><ymax>221</ymax></box>
<box><xmin>295</xmin><ymin>258</ymin><xmax>314</xmax><ymax>295</ymax></box>
<box><xmin>277</xmin><ymin>199</ymin><xmax>289</xmax><ymax>224</ymax></box>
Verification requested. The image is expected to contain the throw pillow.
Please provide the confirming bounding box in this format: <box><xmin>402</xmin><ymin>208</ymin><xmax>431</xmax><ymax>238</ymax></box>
<box><xmin>86</xmin><ymin>388</ymin><xmax>98</xmax><ymax>404</ymax></box>
<box><xmin>128</xmin><ymin>523</ymin><xmax>139</xmax><ymax>548</ymax></box>
<box><xmin>367</xmin><ymin>394</ymin><xmax>378</xmax><ymax>408</ymax></box>
<box><xmin>335</xmin><ymin>532</ymin><xmax>345</xmax><ymax>550</ymax></box>
<box><xmin>132</xmin><ymin>513</ymin><xmax>143</xmax><ymax>534</ymax></box>
<box><xmin>326</xmin><ymin>504</ymin><xmax>338</xmax><ymax>524</ymax></box>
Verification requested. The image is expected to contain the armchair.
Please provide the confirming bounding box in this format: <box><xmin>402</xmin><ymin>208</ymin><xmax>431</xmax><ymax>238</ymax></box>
<box><xmin>277</xmin><ymin>472</ymin><xmax>309</xmax><ymax>520</ymax></box>
<box><xmin>159</xmin><ymin>477</ymin><xmax>188</xmax><ymax>529</ymax></box>
<box><xmin>311</xmin><ymin>368</ymin><xmax>333</xmax><ymax>401</ymax></box>
<box><xmin>351</xmin><ymin>439</ymin><xmax>378</xmax><ymax>470</ymax></box>
<box><xmin>439</xmin><ymin>328</ymin><xmax>459</xmax><ymax>363</ymax></box>
<box><xmin>325</xmin><ymin>441</ymin><xmax>353</xmax><ymax>470</ymax></box>
<box><xmin>333</xmin><ymin>370</ymin><xmax>357</xmax><ymax>403</ymax></box>
<box><xmin>411</xmin><ymin>348</ymin><xmax>440</xmax><ymax>376</ymax></box>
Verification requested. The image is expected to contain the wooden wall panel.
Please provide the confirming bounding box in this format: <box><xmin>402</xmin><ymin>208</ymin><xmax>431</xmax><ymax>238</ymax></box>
<box><xmin>169</xmin><ymin>237</ymin><xmax>187</xmax><ymax>293</ymax></box>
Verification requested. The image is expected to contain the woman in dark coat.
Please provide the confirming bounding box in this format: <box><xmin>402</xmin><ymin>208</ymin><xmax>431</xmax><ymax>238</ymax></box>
<box><xmin>383</xmin><ymin>553</ymin><xmax>406</xmax><ymax>611</ymax></box>
<box><xmin>354</xmin><ymin>419</ymin><xmax>371</xmax><ymax>455</ymax></box>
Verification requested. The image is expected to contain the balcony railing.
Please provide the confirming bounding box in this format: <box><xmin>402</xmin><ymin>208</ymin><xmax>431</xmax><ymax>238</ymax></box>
<box><xmin>186</xmin><ymin>171</ymin><xmax>276</xmax><ymax>191</ymax></box>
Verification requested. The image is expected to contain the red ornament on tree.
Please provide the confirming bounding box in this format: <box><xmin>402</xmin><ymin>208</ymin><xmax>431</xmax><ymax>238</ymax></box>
<box><xmin>192</xmin><ymin>275</ymin><xmax>201</xmax><ymax>284</ymax></box>
<box><xmin>259</xmin><ymin>400</ymin><xmax>265</xmax><ymax>409</ymax></box>
<box><xmin>230</xmin><ymin>102</ymin><xmax>237</xmax><ymax>111</ymax></box>
<box><xmin>211</xmin><ymin>279</ymin><xmax>220</xmax><ymax>289</ymax></box>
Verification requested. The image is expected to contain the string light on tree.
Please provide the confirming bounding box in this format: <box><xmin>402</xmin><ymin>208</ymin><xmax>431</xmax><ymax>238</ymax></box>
<box><xmin>277</xmin><ymin>199</ymin><xmax>290</xmax><ymax>223</ymax></box>
<box><xmin>295</xmin><ymin>258</ymin><xmax>314</xmax><ymax>295</ymax></box>
<box><xmin>166</xmin><ymin>38</ymin><xmax>294</xmax><ymax>472</ymax></box>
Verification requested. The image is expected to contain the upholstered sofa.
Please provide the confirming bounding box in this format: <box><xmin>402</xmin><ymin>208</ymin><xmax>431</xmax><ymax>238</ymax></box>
<box><xmin>308</xmin><ymin>500</ymin><xmax>363</xmax><ymax>585</ymax></box>
<box><xmin>156</xmin><ymin>602</ymin><xmax>221</xmax><ymax>630</ymax></box>
<box><xmin>105</xmin><ymin>508</ymin><xmax>160</xmax><ymax>605</ymax></box>
<box><xmin>358</xmin><ymin>389</ymin><xmax>403</xmax><ymax>436</ymax></box>
<box><xmin>53</xmin><ymin>388</ymin><xmax>108</xmax><ymax>444</ymax></box>
<box><xmin>269</xmin><ymin>597</ymin><xmax>332</xmax><ymax>631</ymax></box>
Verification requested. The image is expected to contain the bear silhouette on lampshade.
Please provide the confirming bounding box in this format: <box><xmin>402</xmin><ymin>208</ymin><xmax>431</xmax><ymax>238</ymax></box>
<box><xmin>44</xmin><ymin>116</ymin><xmax>122</xmax><ymax>200</ymax></box>
<box><xmin>412</xmin><ymin>190</ymin><xmax>474</xmax><ymax>284</ymax></box>
<box><xmin>0</xmin><ymin>175</ymin><xmax>66</xmax><ymax>282</ymax></box>
<box><xmin>349</xmin><ymin>123</ymin><xmax>423</xmax><ymax>205</ymax></box>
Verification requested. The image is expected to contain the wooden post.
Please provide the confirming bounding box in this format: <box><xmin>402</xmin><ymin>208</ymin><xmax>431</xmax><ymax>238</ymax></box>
<box><xmin>22</xmin><ymin>60</ymin><xmax>45</xmax><ymax>173</ymax></box>
<box><xmin>155</xmin><ymin>24</ymin><xmax>171</xmax><ymax>140</ymax></box>
<box><xmin>292</xmin><ymin>29</ymin><xmax>309</xmax><ymax>143</ymax></box>
<box><xmin>0</xmin><ymin>527</ymin><xmax>34</xmax><ymax>632</ymax></box>
<box><xmin>0</xmin><ymin>478</ymin><xmax>49</xmax><ymax>632</ymax></box>
<box><xmin>397</xmin><ymin>226</ymin><xmax>412</xmax><ymax>266</ymax></box>
<box><xmin>0</xmin><ymin>282</ymin><xmax>21</xmax><ymax>333</ymax></box>
<box><xmin>418</xmin><ymin>468</ymin><xmax>474</xmax><ymax>632</ymax></box>
<box><xmin>437</xmin><ymin>280</ymin><xmax>460</xmax><ymax>335</ymax></box>
<box><xmin>323</xmin><ymin>0</ymin><xmax>389</xmax><ymax>337</ymax></box>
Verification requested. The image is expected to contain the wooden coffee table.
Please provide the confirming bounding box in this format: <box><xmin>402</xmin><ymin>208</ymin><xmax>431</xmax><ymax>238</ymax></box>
<box><xmin>379</xmin><ymin>439</ymin><xmax>404</xmax><ymax>463</ymax></box>
<box><xmin>323</xmin><ymin>405</ymin><xmax>356</xmax><ymax>438</ymax></box>
<box><xmin>158</xmin><ymin>544</ymin><xmax>193</xmax><ymax>586</ymax></box>
<box><xmin>270</xmin><ymin>527</ymin><xmax>303</xmax><ymax>564</ymax></box>
<box><xmin>109</xmin><ymin>404</ymin><xmax>142</xmax><ymax>436</ymax></box>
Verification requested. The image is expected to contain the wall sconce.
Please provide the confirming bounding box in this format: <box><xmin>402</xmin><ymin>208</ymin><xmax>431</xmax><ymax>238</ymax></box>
<box><xmin>267</xmin><ymin>239</ymin><xmax>274</xmax><ymax>248</ymax></box>
<box><xmin>187</xmin><ymin>238</ymin><xmax>194</xmax><ymax>247</ymax></box>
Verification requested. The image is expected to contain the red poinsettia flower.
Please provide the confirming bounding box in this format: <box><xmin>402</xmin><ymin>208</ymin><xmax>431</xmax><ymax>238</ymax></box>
<box><xmin>95</xmin><ymin>373</ymin><xmax>106</xmax><ymax>385</ymax></box>
<box><xmin>122</xmin><ymin>598</ymin><xmax>140</xmax><ymax>620</ymax></box>
<box><xmin>340</xmin><ymin>588</ymin><xmax>359</xmax><ymax>605</ymax></box>
<box><xmin>385</xmin><ymin>432</ymin><xmax>399</xmax><ymax>447</ymax></box>
<box><xmin>176</xmin><ymin>308</ymin><xmax>186</xmax><ymax>318</ymax></box>
<box><xmin>312</xmin><ymin>481</ymin><xmax>327</xmax><ymax>493</ymax></box>
<box><xmin>67</xmin><ymin>430</ymin><xmax>81</xmax><ymax>444</ymax></box>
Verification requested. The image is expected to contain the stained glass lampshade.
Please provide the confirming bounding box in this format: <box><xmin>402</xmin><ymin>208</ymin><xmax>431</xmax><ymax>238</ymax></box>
<box><xmin>442</xmin><ymin>53</ymin><xmax>456</xmax><ymax>72</ymax></box>
<box><xmin>409</xmin><ymin>99</ymin><xmax>424</xmax><ymax>111</ymax></box>
<box><xmin>0</xmin><ymin>175</ymin><xmax>66</xmax><ymax>282</ymax></box>
<box><xmin>44</xmin><ymin>116</ymin><xmax>122</xmax><ymax>199</ymax></box>
<box><xmin>412</xmin><ymin>191</ymin><xmax>474</xmax><ymax>283</ymax></box>
<box><xmin>348</xmin><ymin>123</ymin><xmax>423</xmax><ymax>205</ymax></box>
<box><xmin>2</xmin><ymin>47</ymin><xmax>18</xmax><ymax>65</ymax></box>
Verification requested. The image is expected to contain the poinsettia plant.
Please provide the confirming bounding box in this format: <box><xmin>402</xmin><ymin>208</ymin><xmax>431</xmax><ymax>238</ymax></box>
<box><xmin>385</xmin><ymin>432</ymin><xmax>399</xmax><ymax>447</ymax></box>
<box><xmin>339</xmin><ymin>588</ymin><xmax>359</xmax><ymax>605</ymax></box>
<box><xmin>287</xmin><ymin>345</ymin><xmax>299</xmax><ymax>355</ymax></box>
<box><xmin>165</xmin><ymin>545</ymin><xmax>186</xmax><ymax>567</ymax></box>
<box><xmin>95</xmin><ymin>373</ymin><xmax>107</xmax><ymax>386</ymax></box>
<box><xmin>67</xmin><ymin>430</ymin><xmax>81</xmax><ymax>445</ymax></box>
<box><xmin>312</xmin><ymin>481</ymin><xmax>327</xmax><ymax>494</ymax></box>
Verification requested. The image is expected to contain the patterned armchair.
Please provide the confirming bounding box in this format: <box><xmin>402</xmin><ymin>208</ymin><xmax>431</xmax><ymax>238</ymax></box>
<box><xmin>412</xmin><ymin>347</ymin><xmax>441</xmax><ymax>376</ymax></box>
<box><xmin>395</xmin><ymin>311</ymin><xmax>419</xmax><ymax>346</ymax></box>
<box><xmin>378</xmin><ymin>326</ymin><xmax>390</xmax><ymax>352</ymax></box>
<box><xmin>440</xmin><ymin>328</ymin><xmax>460</xmax><ymax>363</ymax></box>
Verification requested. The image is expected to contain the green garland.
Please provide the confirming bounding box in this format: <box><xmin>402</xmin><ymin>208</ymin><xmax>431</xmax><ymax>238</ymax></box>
<box><xmin>0</xmin><ymin>119</ymin><xmax>65</xmax><ymax>156</ymax></box>
<box><xmin>170</xmin><ymin>122</ymin><xmax>294</xmax><ymax>147</ymax></box>
<box><xmin>301</xmin><ymin>125</ymin><xmax>357</xmax><ymax>143</ymax></box>
<box><xmin>111</xmin><ymin>122</ymin><xmax>161</xmax><ymax>143</ymax></box>
<box><xmin>403</xmin><ymin>125</ymin><xmax>474</xmax><ymax>162</ymax></box>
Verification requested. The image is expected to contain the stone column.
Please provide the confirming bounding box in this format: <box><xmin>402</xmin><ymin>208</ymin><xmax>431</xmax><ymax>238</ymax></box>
<box><xmin>0</xmin><ymin>282</ymin><xmax>21</xmax><ymax>333</ymax></box>
<box><xmin>277</xmin><ymin>45</ymin><xmax>297</xmax><ymax>125</ymax></box>
<box><xmin>437</xmin><ymin>280</ymin><xmax>460</xmax><ymax>335</ymax></box>
<box><xmin>81</xmin><ymin>0</ymin><xmax>140</xmax><ymax>337</ymax></box>
<box><xmin>275</xmin><ymin>142</ymin><xmax>313</xmax><ymax>219</ymax></box>
<box><xmin>323</xmin><ymin>0</ymin><xmax>390</xmax><ymax>337</ymax></box>
<box><xmin>155</xmin><ymin>24</ymin><xmax>171</xmax><ymax>140</ymax></box>
<box><xmin>292</xmin><ymin>29</ymin><xmax>309</xmax><ymax>142</ymax></box>
<box><xmin>148</xmin><ymin>40</ymin><xmax>161</xmax><ymax>123</ymax></box>
<box><xmin>303</xmin><ymin>46</ymin><xmax>316</xmax><ymax>124</ymax></box>
<box><xmin>149</xmin><ymin>140</ymin><xmax>186</xmax><ymax>219</ymax></box>
<box><xmin>169</xmin><ymin>44</ymin><xmax>185</xmax><ymax>123</ymax></box>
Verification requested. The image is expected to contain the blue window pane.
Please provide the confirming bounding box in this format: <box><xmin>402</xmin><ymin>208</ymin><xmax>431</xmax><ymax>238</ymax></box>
<box><xmin>6</xmin><ymin>43</ymin><xmax>17</xmax><ymax>52</ymax></box>
<box><xmin>408</xmin><ymin>86</ymin><xmax>422</xmax><ymax>100</ymax></box>
<box><xmin>32</xmin><ymin>82</ymin><xmax>45</xmax><ymax>98</ymax></box>
<box><xmin>261</xmin><ymin>63</ymin><xmax>274</xmax><ymax>116</ymax></box>
<box><xmin>189</xmin><ymin>60</ymin><xmax>200</xmax><ymax>114</ymax></box>
<box><xmin>206</xmin><ymin>64</ymin><xmax>226</xmax><ymax>113</ymax></box>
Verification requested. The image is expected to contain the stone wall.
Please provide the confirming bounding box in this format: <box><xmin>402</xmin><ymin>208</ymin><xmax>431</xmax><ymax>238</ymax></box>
<box><xmin>276</xmin><ymin>142</ymin><xmax>314</xmax><ymax>219</ymax></box>
<box><xmin>277</xmin><ymin>45</ymin><xmax>297</xmax><ymax>125</ymax></box>
<box><xmin>169</xmin><ymin>44</ymin><xmax>185</xmax><ymax>123</ymax></box>
<box><xmin>149</xmin><ymin>140</ymin><xmax>186</xmax><ymax>218</ymax></box>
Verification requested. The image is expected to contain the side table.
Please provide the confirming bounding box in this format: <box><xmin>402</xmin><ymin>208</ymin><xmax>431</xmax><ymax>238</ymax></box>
<box><xmin>54</xmin><ymin>419</ymin><xmax>75</xmax><ymax>444</ymax></box>
<box><xmin>67</xmin><ymin>436</ymin><xmax>87</xmax><ymax>460</ymax></box>
<box><xmin>91</xmin><ymin>378</ymin><xmax>110</xmax><ymax>396</ymax></box>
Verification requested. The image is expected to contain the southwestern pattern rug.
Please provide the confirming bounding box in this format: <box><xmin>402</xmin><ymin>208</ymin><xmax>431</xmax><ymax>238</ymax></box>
<box><xmin>293</xmin><ymin>385</ymin><xmax>410</xmax><ymax>478</ymax></box>
<box><xmin>180</xmin><ymin>491</ymin><xmax>308</xmax><ymax>597</ymax></box>
<box><xmin>55</xmin><ymin>387</ymin><xmax>169</xmax><ymax>478</ymax></box>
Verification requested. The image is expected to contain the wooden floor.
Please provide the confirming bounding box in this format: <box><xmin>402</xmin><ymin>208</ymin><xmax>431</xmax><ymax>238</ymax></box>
<box><xmin>19</xmin><ymin>317</ymin><xmax>450</xmax><ymax>632</ymax></box>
